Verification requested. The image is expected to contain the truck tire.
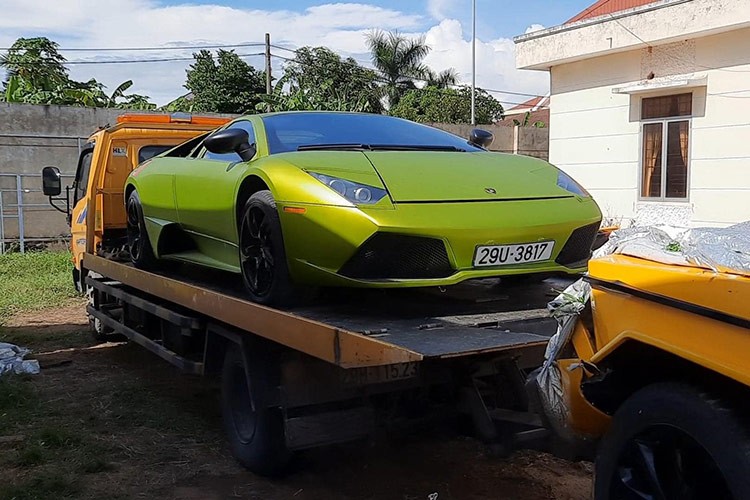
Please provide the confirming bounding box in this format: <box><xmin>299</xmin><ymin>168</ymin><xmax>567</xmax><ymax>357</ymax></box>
<box><xmin>221</xmin><ymin>345</ymin><xmax>291</xmax><ymax>476</ymax></box>
<box><xmin>126</xmin><ymin>190</ymin><xmax>157</xmax><ymax>269</ymax></box>
<box><xmin>238</xmin><ymin>191</ymin><xmax>297</xmax><ymax>305</ymax></box>
<box><xmin>86</xmin><ymin>270</ymin><xmax>113</xmax><ymax>341</ymax></box>
<box><xmin>594</xmin><ymin>382</ymin><xmax>750</xmax><ymax>500</ymax></box>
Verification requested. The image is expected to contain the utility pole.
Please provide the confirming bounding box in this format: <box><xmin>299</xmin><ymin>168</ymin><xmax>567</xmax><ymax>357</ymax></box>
<box><xmin>265</xmin><ymin>33</ymin><xmax>272</xmax><ymax>112</ymax></box>
<box><xmin>471</xmin><ymin>0</ymin><xmax>476</xmax><ymax>125</ymax></box>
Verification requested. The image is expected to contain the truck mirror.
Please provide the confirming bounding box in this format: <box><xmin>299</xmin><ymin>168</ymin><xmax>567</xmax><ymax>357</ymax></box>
<box><xmin>42</xmin><ymin>166</ymin><xmax>62</xmax><ymax>196</ymax></box>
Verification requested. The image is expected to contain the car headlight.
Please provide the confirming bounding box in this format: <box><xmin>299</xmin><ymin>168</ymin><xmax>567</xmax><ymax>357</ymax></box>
<box><xmin>309</xmin><ymin>172</ymin><xmax>388</xmax><ymax>205</ymax></box>
<box><xmin>556</xmin><ymin>170</ymin><xmax>590</xmax><ymax>197</ymax></box>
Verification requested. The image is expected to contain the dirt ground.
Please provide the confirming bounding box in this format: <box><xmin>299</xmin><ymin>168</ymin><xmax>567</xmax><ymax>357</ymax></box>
<box><xmin>0</xmin><ymin>301</ymin><xmax>593</xmax><ymax>500</ymax></box>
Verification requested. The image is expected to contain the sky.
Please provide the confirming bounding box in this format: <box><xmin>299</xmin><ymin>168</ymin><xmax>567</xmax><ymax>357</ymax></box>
<box><xmin>0</xmin><ymin>0</ymin><xmax>595</xmax><ymax>107</ymax></box>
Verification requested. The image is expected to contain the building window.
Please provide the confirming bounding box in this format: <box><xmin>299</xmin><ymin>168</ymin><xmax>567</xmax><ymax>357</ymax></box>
<box><xmin>641</xmin><ymin>93</ymin><xmax>691</xmax><ymax>200</ymax></box>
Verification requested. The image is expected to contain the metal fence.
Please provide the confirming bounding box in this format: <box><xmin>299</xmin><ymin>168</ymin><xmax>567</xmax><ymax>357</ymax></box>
<box><xmin>0</xmin><ymin>172</ymin><xmax>74</xmax><ymax>254</ymax></box>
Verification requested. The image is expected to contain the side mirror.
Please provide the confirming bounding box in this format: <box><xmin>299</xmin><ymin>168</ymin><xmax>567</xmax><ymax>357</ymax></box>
<box><xmin>204</xmin><ymin>128</ymin><xmax>256</xmax><ymax>161</ymax></box>
<box><xmin>468</xmin><ymin>128</ymin><xmax>494</xmax><ymax>149</ymax></box>
<box><xmin>42</xmin><ymin>166</ymin><xmax>62</xmax><ymax>196</ymax></box>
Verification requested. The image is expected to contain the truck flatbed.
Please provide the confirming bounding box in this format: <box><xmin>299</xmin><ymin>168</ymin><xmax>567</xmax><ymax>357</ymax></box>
<box><xmin>85</xmin><ymin>254</ymin><xmax>566</xmax><ymax>369</ymax></box>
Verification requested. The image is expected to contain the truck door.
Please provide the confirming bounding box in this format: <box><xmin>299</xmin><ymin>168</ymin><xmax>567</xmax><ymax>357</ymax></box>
<box><xmin>70</xmin><ymin>143</ymin><xmax>95</xmax><ymax>275</ymax></box>
<box><xmin>173</xmin><ymin>120</ymin><xmax>255</xmax><ymax>266</ymax></box>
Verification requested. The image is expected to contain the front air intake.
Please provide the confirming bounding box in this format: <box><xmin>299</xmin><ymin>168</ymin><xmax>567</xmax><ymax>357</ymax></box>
<box><xmin>338</xmin><ymin>233</ymin><xmax>454</xmax><ymax>280</ymax></box>
<box><xmin>555</xmin><ymin>222</ymin><xmax>600</xmax><ymax>268</ymax></box>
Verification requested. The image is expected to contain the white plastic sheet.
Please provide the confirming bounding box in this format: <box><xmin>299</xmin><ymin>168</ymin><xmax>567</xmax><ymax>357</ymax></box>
<box><xmin>0</xmin><ymin>342</ymin><xmax>40</xmax><ymax>376</ymax></box>
<box><xmin>594</xmin><ymin>221</ymin><xmax>750</xmax><ymax>276</ymax></box>
<box><xmin>535</xmin><ymin>279</ymin><xmax>591</xmax><ymax>441</ymax></box>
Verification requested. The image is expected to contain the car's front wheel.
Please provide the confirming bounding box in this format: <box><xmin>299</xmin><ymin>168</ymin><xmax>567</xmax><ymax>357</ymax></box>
<box><xmin>594</xmin><ymin>382</ymin><xmax>750</xmax><ymax>500</ymax></box>
<box><xmin>238</xmin><ymin>190</ymin><xmax>297</xmax><ymax>305</ymax></box>
<box><xmin>126</xmin><ymin>190</ymin><xmax>156</xmax><ymax>269</ymax></box>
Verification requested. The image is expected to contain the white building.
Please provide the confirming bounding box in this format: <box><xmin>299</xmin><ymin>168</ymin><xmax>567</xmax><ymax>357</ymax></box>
<box><xmin>515</xmin><ymin>0</ymin><xmax>750</xmax><ymax>227</ymax></box>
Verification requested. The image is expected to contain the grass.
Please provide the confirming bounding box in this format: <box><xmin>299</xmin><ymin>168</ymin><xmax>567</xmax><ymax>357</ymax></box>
<box><xmin>0</xmin><ymin>376</ymin><xmax>113</xmax><ymax>499</ymax></box>
<box><xmin>0</xmin><ymin>251</ymin><xmax>77</xmax><ymax>325</ymax></box>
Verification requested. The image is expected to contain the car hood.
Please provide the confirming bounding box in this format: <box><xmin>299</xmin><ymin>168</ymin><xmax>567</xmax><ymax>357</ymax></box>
<box><xmin>362</xmin><ymin>151</ymin><xmax>571</xmax><ymax>202</ymax></box>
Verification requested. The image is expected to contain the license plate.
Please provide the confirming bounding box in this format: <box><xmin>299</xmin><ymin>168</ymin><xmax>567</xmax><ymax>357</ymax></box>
<box><xmin>342</xmin><ymin>362</ymin><xmax>419</xmax><ymax>387</ymax></box>
<box><xmin>473</xmin><ymin>241</ymin><xmax>554</xmax><ymax>267</ymax></box>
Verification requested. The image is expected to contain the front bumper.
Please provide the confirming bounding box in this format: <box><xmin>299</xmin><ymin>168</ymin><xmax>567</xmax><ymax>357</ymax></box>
<box><xmin>278</xmin><ymin>197</ymin><xmax>602</xmax><ymax>288</ymax></box>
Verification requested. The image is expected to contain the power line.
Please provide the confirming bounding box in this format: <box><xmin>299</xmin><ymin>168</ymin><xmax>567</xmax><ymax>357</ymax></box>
<box><xmin>3</xmin><ymin>53</ymin><xmax>265</xmax><ymax>66</ymax></box>
<box><xmin>0</xmin><ymin>42</ymin><xmax>266</xmax><ymax>52</ymax></box>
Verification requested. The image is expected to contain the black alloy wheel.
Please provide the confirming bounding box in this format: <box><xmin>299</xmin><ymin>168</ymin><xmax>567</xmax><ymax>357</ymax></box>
<box><xmin>595</xmin><ymin>383</ymin><xmax>750</xmax><ymax>500</ymax></box>
<box><xmin>240</xmin><ymin>205</ymin><xmax>275</xmax><ymax>297</ymax></box>
<box><xmin>238</xmin><ymin>190</ymin><xmax>297</xmax><ymax>305</ymax></box>
<box><xmin>608</xmin><ymin>424</ymin><xmax>729</xmax><ymax>499</ymax></box>
<box><xmin>126</xmin><ymin>190</ymin><xmax>156</xmax><ymax>268</ymax></box>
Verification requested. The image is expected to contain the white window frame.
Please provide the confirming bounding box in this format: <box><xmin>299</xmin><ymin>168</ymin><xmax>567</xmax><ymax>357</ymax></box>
<box><xmin>638</xmin><ymin>115</ymin><xmax>692</xmax><ymax>203</ymax></box>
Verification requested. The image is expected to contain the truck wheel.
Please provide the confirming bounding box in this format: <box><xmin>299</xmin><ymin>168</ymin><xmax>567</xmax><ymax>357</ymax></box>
<box><xmin>126</xmin><ymin>190</ymin><xmax>157</xmax><ymax>269</ymax></box>
<box><xmin>594</xmin><ymin>382</ymin><xmax>750</xmax><ymax>500</ymax></box>
<box><xmin>86</xmin><ymin>271</ymin><xmax>113</xmax><ymax>341</ymax></box>
<box><xmin>221</xmin><ymin>345</ymin><xmax>291</xmax><ymax>476</ymax></box>
<box><xmin>238</xmin><ymin>191</ymin><xmax>297</xmax><ymax>305</ymax></box>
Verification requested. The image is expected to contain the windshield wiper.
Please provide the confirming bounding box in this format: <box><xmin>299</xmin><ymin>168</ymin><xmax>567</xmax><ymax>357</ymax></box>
<box><xmin>297</xmin><ymin>143</ymin><xmax>370</xmax><ymax>151</ymax></box>
<box><xmin>367</xmin><ymin>144</ymin><xmax>465</xmax><ymax>152</ymax></box>
<box><xmin>297</xmin><ymin>143</ymin><xmax>465</xmax><ymax>152</ymax></box>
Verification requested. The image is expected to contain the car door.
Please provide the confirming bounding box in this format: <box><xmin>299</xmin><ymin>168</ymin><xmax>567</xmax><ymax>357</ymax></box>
<box><xmin>174</xmin><ymin>120</ymin><xmax>256</xmax><ymax>262</ymax></box>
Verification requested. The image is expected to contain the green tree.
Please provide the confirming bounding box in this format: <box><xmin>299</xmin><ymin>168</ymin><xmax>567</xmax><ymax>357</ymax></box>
<box><xmin>512</xmin><ymin>110</ymin><xmax>546</xmax><ymax>128</ymax></box>
<box><xmin>424</xmin><ymin>68</ymin><xmax>458</xmax><ymax>89</ymax></box>
<box><xmin>1</xmin><ymin>37</ymin><xmax>69</xmax><ymax>91</ymax></box>
<box><xmin>1</xmin><ymin>37</ymin><xmax>155</xmax><ymax>109</ymax></box>
<box><xmin>263</xmin><ymin>46</ymin><xmax>382</xmax><ymax>113</ymax></box>
<box><xmin>184</xmin><ymin>49</ymin><xmax>265</xmax><ymax>113</ymax></box>
<box><xmin>365</xmin><ymin>30</ymin><xmax>432</xmax><ymax>108</ymax></box>
<box><xmin>390</xmin><ymin>86</ymin><xmax>504</xmax><ymax>125</ymax></box>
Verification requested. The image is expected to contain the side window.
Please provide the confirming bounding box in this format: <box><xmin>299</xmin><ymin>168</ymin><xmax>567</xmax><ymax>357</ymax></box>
<box><xmin>74</xmin><ymin>148</ymin><xmax>94</xmax><ymax>206</ymax></box>
<box><xmin>138</xmin><ymin>145</ymin><xmax>173</xmax><ymax>164</ymax></box>
<box><xmin>164</xmin><ymin>133</ymin><xmax>210</xmax><ymax>158</ymax></box>
<box><xmin>203</xmin><ymin>120</ymin><xmax>255</xmax><ymax>162</ymax></box>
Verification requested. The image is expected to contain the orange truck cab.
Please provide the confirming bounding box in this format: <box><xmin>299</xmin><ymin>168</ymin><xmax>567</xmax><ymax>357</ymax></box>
<box><xmin>41</xmin><ymin>113</ymin><xmax>229</xmax><ymax>291</ymax></box>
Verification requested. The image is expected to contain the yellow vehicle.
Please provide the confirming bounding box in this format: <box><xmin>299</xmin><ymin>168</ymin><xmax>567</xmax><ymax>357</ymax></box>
<box><xmin>540</xmin><ymin>253</ymin><xmax>750</xmax><ymax>499</ymax></box>
<box><xmin>42</xmin><ymin>113</ymin><xmax>229</xmax><ymax>292</ymax></box>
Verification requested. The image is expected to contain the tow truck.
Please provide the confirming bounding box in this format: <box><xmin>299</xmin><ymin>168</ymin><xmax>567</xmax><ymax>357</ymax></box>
<box><xmin>41</xmin><ymin>113</ymin><xmax>586</xmax><ymax>476</ymax></box>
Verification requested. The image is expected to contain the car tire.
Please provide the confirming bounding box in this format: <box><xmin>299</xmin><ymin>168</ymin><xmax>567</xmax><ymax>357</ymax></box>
<box><xmin>594</xmin><ymin>382</ymin><xmax>750</xmax><ymax>500</ymax></box>
<box><xmin>221</xmin><ymin>345</ymin><xmax>291</xmax><ymax>477</ymax></box>
<box><xmin>238</xmin><ymin>190</ymin><xmax>297</xmax><ymax>305</ymax></box>
<box><xmin>126</xmin><ymin>190</ymin><xmax>157</xmax><ymax>269</ymax></box>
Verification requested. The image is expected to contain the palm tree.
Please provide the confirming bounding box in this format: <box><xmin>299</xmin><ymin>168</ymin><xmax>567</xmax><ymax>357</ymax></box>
<box><xmin>425</xmin><ymin>68</ymin><xmax>459</xmax><ymax>89</ymax></box>
<box><xmin>365</xmin><ymin>30</ymin><xmax>430</xmax><ymax>108</ymax></box>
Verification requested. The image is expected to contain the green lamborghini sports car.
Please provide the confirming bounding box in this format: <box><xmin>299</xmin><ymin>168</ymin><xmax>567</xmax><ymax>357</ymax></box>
<box><xmin>125</xmin><ymin>112</ymin><xmax>601</xmax><ymax>304</ymax></box>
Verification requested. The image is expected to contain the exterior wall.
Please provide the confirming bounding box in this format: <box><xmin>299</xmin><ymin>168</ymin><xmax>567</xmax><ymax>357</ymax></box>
<box><xmin>429</xmin><ymin>122</ymin><xmax>549</xmax><ymax>160</ymax></box>
<box><xmin>516</xmin><ymin>0</ymin><xmax>750</xmax><ymax>70</ymax></box>
<box><xmin>0</xmin><ymin>104</ymin><xmax>232</xmax><ymax>245</ymax></box>
<box><xmin>519</xmin><ymin>1</ymin><xmax>750</xmax><ymax>227</ymax></box>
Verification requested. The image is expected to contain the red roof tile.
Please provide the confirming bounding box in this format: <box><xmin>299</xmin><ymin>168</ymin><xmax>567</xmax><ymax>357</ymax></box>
<box><xmin>508</xmin><ymin>96</ymin><xmax>544</xmax><ymax>111</ymax></box>
<box><xmin>566</xmin><ymin>0</ymin><xmax>659</xmax><ymax>24</ymax></box>
<box><xmin>498</xmin><ymin>109</ymin><xmax>549</xmax><ymax>127</ymax></box>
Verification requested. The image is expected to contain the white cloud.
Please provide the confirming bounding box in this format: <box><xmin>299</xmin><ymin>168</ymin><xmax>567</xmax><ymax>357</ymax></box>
<box><xmin>525</xmin><ymin>23</ymin><xmax>546</xmax><ymax>34</ymax></box>
<box><xmin>423</xmin><ymin>20</ymin><xmax>548</xmax><ymax>109</ymax></box>
<box><xmin>427</xmin><ymin>0</ymin><xmax>456</xmax><ymax>19</ymax></box>
<box><xmin>0</xmin><ymin>1</ymin><xmax>549</xmax><ymax>107</ymax></box>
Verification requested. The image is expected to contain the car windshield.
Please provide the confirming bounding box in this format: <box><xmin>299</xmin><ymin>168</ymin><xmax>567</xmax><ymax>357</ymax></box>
<box><xmin>262</xmin><ymin>113</ymin><xmax>483</xmax><ymax>154</ymax></box>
